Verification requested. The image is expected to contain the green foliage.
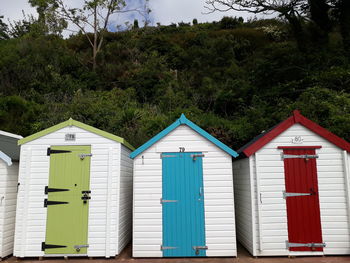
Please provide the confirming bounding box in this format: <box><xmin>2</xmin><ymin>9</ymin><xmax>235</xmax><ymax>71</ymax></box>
<box><xmin>133</xmin><ymin>19</ymin><xmax>139</xmax><ymax>29</ymax></box>
<box><xmin>0</xmin><ymin>18</ymin><xmax>349</xmax><ymax>149</ymax></box>
<box><xmin>0</xmin><ymin>36</ymin><xmax>86</xmax><ymax>95</ymax></box>
<box><xmin>8</xmin><ymin>13</ymin><xmax>43</xmax><ymax>38</ymax></box>
<box><xmin>0</xmin><ymin>96</ymin><xmax>40</xmax><ymax>135</ymax></box>
<box><xmin>0</xmin><ymin>16</ymin><xmax>9</xmax><ymax>40</ymax></box>
<box><xmin>293</xmin><ymin>87</ymin><xmax>350</xmax><ymax>139</ymax></box>
<box><xmin>220</xmin><ymin>16</ymin><xmax>243</xmax><ymax>29</ymax></box>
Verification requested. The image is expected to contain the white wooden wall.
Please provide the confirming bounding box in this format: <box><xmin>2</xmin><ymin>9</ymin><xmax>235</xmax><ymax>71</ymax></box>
<box><xmin>0</xmin><ymin>160</ymin><xmax>19</xmax><ymax>258</ymax></box>
<box><xmin>234</xmin><ymin>123</ymin><xmax>350</xmax><ymax>256</ymax></box>
<box><xmin>232</xmin><ymin>158</ymin><xmax>254</xmax><ymax>255</ymax></box>
<box><xmin>117</xmin><ymin>145</ymin><xmax>133</xmax><ymax>254</ymax></box>
<box><xmin>13</xmin><ymin>126</ymin><xmax>127</xmax><ymax>257</ymax></box>
<box><xmin>133</xmin><ymin>125</ymin><xmax>236</xmax><ymax>257</ymax></box>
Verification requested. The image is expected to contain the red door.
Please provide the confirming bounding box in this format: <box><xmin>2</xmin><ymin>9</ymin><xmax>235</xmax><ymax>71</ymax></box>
<box><xmin>281</xmin><ymin>147</ymin><xmax>324</xmax><ymax>252</ymax></box>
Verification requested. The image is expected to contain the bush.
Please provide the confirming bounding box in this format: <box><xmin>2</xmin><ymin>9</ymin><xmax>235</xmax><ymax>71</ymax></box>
<box><xmin>220</xmin><ymin>16</ymin><xmax>243</xmax><ymax>29</ymax></box>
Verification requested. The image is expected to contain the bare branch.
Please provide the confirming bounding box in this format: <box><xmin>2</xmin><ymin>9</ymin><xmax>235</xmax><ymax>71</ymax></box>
<box><xmin>55</xmin><ymin>0</ymin><xmax>94</xmax><ymax>48</ymax></box>
<box><xmin>204</xmin><ymin>0</ymin><xmax>306</xmax><ymax>15</ymax></box>
<box><xmin>53</xmin><ymin>0</ymin><xmax>149</xmax><ymax>70</ymax></box>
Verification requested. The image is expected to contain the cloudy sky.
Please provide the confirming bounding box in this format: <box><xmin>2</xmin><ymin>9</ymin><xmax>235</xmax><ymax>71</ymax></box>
<box><xmin>1</xmin><ymin>0</ymin><xmax>256</xmax><ymax>30</ymax></box>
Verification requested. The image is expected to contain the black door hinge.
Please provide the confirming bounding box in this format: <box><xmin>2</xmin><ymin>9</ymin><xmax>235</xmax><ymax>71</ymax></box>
<box><xmin>47</xmin><ymin>148</ymin><xmax>72</xmax><ymax>156</ymax></box>
<box><xmin>42</xmin><ymin>242</ymin><xmax>67</xmax><ymax>251</ymax></box>
<box><xmin>44</xmin><ymin>199</ymin><xmax>69</xmax><ymax>207</ymax></box>
<box><xmin>45</xmin><ymin>186</ymin><xmax>70</xmax><ymax>194</ymax></box>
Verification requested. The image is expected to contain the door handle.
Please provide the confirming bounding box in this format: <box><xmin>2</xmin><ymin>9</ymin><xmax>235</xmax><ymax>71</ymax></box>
<box><xmin>310</xmin><ymin>188</ymin><xmax>316</xmax><ymax>195</ymax></box>
<box><xmin>198</xmin><ymin>187</ymin><xmax>203</xmax><ymax>201</ymax></box>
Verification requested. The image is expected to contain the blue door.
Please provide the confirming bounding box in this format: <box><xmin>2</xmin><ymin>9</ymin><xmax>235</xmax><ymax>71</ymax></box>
<box><xmin>162</xmin><ymin>152</ymin><xmax>206</xmax><ymax>257</ymax></box>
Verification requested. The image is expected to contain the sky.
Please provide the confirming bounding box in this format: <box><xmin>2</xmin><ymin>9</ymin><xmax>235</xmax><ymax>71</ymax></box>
<box><xmin>1</xmin><ymin>0</ymin><xmax>256</xmax><ymax>31</ymax></box>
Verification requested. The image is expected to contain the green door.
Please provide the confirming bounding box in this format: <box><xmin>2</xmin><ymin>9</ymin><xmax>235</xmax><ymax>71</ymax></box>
<box><xmin>44</xmin><ymin>145</ymin><xmax>91</xmax><ymax>255</ymax></box>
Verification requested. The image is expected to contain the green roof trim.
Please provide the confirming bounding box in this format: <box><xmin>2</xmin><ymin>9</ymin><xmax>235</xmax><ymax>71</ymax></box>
<box><xmin>18</xmin><ymin>118</ymin><xmax>135</xmax><ymax>150</ymax></box>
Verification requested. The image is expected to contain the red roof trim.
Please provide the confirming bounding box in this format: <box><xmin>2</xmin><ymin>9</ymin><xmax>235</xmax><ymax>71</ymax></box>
<box><xmin>277</xmin><ymin>146</ymin><xmax>322</xmax><ymax>149</ymax></box>
<box><xmin>243</xmin><ymin>110</ymin><xmax>350</xmax><ymax>157</ymax></box>
<box><xmin>242</xmin><ymin>116</ymin><xmax>295</xmax><ymax>157</ymax></box>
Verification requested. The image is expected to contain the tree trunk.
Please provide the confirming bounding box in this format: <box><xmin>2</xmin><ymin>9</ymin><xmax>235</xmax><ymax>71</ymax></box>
<box><xmin>93</xmin><ymin>5</ymin><xmax>98</xmax><ymax>71</ymax></box>
<box><xmin>308</xmin><ymin>0</ymin><xmax>331</xmax><ymax>45</ymax></box>
<box><xmin>339</xmin><ymin>0</ymin><xmax>350</xmax><ymax>53</ymax></box>
<box><xmin>285</xmin><ymin>13</ymin><xmax>307</xmax><ymax>52</ymax></box>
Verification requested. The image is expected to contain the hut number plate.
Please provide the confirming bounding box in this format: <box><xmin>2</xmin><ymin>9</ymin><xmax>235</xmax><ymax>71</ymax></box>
<box><xmin>65</xmin><ymin>133</ymin><xmax>76</xmax><ymax>141</ymax></box>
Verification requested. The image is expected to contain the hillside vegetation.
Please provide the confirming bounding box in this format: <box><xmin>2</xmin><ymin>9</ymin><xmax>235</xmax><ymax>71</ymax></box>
<box><xmin>0</xmin><ymin>18</ymin><xmax>350</xmax><ymax>148</ymax></box>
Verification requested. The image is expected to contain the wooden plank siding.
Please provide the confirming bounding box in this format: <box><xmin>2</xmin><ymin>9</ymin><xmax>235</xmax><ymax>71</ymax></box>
<box><xmin>0</xmin><ymin>159</ymin><xmax>19</xmax><ymax>258</ymax></box>
<box><xmin>117</xmin><ymin>145</ymin><xmax>133</xmax><ymax>254</ymax></box>
<box><xmin>14</xmin><ymin>126</ymin><xmax>131</xmax><ymax>257</ymax></box>
<box><xmin>232</xmin><ymin>158</ymin><xmax>254</xmax><ymax>255</ymax></box>
<box><xmin>133</xmin><ymin>125</ymin><xmax>236</xmax><ymax>257</ymax></box>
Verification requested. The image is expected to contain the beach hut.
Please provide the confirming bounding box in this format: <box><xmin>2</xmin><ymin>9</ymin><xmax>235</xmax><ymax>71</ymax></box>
<box><xmin>233</xmin><ymin>110</ymin><xmax>350</xmax><ymax>257</ymax></box>
<box><xmin>13</xmin><ymin>118</ymin><xmax>134</xmax><ymax>258</ymax></box>
<box><xmin>130</xmin><ymin>114</ymin><xmax>238</xmax><ymax>257</ymax></box>
<box><xmin>0</xmin><ymin>130</ymin><xmax>22</xmax><ymax>259</ymax></box>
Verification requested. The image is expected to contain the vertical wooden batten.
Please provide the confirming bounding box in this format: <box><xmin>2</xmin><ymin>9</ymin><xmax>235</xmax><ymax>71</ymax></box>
<box><xmin>343</xmin><ymin>151</ymin><xmax>350</xmax><ymax>231</ymax></box>
<box><xmin>21</xmin><ymin>147</ymin><xmax>32</xmax><ymax>257</ymax></box>
<box><xmin>255</xmin><ymin>153</ymin><xmax>263</xmax><ymax>252</ymax></box>
<box><xmin>105</xmin><ymin>147</ymin><xmax>113</xmax><ymax>257</ymax></box>
<box><xmin>249</xmin><ymin>157</ymin><xmax>257</xmax><ymax>256</ymax></box>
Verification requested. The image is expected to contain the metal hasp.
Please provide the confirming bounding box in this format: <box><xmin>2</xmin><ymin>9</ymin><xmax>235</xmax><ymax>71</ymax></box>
<box><xmin>193</xmin><ymin>246</ymin><xmax>208</xmax><ymax>255</ymax></box>
<box><xmin>191</xmin><ymin>154</ymin><xmax>205</xmax><ymax>160</ymax></box>
<box><xmin>286</xmin><ymin>241</ymin><xmax>326</xmax><ymax>249</ymax></box>
<box><xmin>161</xmin><ymin>246</ymin><xmax>178</xmax><ymax>250</ymax></box>
<box><xmin>161</xmin><ymin>154</ymin><xmax>177</xmax><ymax>159</ymax></box>
<box><xmin>74</xmin><ymin>244</ymin><xmax>89</xmax><ymax>252</ymax></box>
<box><xmin>81</xmin><ymin>190</ymin><xmax>91</xmax><ymax>204</ymax></box>
<box><xmin>283</xmin><ymin>190</ymin><xmax>313</xmax><ymax>199</ymax></box>
<box><xmin>79</xmin><ymin>153</ymin><xmax>92</xmax><ymax>160</ymax></box>
<box><xmin>160</xmin><ymin>198</ymin><xmax>178</xmax><ymax>204</ymax></box>
<box><xmin>281</xmin><ymin>154</ymin><xmax>319</xmax><ymax>160</ymax></box>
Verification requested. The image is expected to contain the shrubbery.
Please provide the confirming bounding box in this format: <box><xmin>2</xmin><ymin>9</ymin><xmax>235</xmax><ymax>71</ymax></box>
<box><xmin>0</xmin><ymin>18</ymin><xmax>349</xmax><ymax>149</ymax></box>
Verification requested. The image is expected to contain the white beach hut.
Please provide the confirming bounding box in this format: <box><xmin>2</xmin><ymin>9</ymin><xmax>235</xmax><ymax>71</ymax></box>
<box><xmin>0</xmin><ymin>130</ymin><xmax>22</xmax><ymax>259</ymax></box>
<box><xmin>233</xmin><ymin>110</ymin><xmax>350</xmax><ymax>257</ymax></box>
<box><xmin>130</xmin><ymin>114</ymin><xmax>239</xmax><ymax>258</ymax></box>
<box><xmin>13</xmin><ymin>118</ymin><xmax>134</xmax><ymax>258</ymax></box>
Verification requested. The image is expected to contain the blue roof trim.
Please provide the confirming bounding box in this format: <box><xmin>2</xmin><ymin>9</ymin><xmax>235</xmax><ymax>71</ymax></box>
<box><xmin>130</xmin><ymin>114</ymin><xmax>238</xmax><ymax>159</ymax></box>
<box><xmin>184</xmin><ymin>117</ymin><xmax>239</xmax><ymax>158</ymax></box>
<box><xmin>130</xmin><ymin>118</ymin><xmax>181</xmax><ymax>159</ymax></box>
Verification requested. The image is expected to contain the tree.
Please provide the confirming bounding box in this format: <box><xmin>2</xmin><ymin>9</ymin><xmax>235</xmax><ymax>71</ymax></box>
<box><xmin>307</xmin><ymin>0</ymin><xmax>332</xmax><ymax>45</ymax></box>
<box><xmin>46</xmin><ymin>0</ymin><xmax>150</xmax><ymax>70</ymax></box>
<box><xmin>205</xmin><ymin>0</ymin><xmax>308</xmax><ymax>49</ymax></box>
<box><xmin>308</xmin><ymin>0</ymin><xmax>331</xmax><ymax>33</ymax></box>
<box><xmin>8</xmin><ymin>12</ymin><xmax>41</xmax><ymax>38</ymax></box>
<box><xmin>336</xmin><ymin>0</ymin><xmax>350</xmax><ymax>52</ymax></box>
<box><xmin>133</xmin><ymin>19</ymin><xmax>139</xmax><ymax>29</ymax></box>
<box><xmin>28</xmin><ymin>0</ymin><xmax>67</xmax><ymax>36</ymax></box>
<box><xmin>0</xmin><ymin>16</ymin><xmax>9</xmax><ymax>40</ymax></box>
